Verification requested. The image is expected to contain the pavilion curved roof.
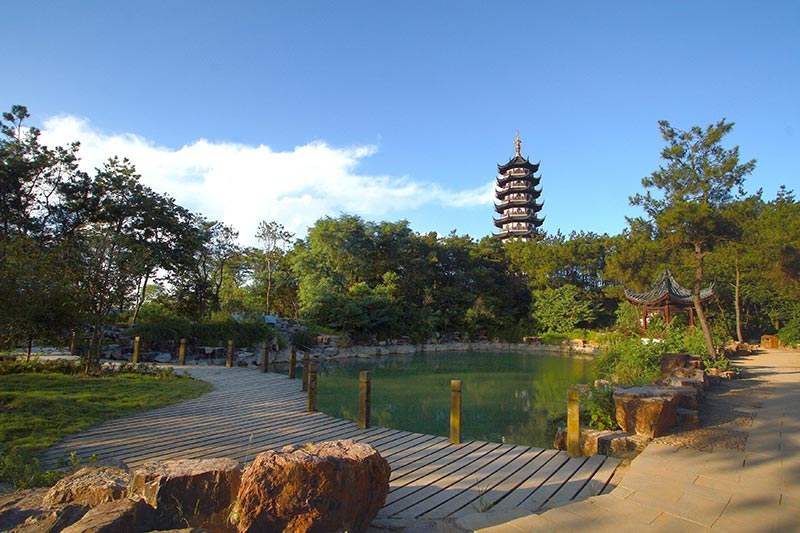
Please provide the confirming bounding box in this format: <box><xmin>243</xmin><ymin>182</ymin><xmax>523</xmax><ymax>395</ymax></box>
<box><xmin>624</xmin><ymin>270</ymin><xmax>714</xmax><ymax>307</ymax></box>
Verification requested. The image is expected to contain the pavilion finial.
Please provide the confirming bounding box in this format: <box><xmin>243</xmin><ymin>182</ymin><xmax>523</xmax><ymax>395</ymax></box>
<box><xmin>514</xmin><ymin>131</ymin><xmax>522</xmax><ymax>157</ymax></box>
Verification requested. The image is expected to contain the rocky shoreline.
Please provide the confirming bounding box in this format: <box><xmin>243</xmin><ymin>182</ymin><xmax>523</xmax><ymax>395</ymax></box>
<box><xmin>272</xmin><ymin>339</ymin><xmax>598</xmax><ymax>363</ymax></box>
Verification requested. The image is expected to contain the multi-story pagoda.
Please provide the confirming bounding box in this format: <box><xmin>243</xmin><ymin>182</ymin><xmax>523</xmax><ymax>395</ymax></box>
<box><xmin>494</xmin><ymin>132</ymin><xmax>544</xmax><ymax>241</ymax></box>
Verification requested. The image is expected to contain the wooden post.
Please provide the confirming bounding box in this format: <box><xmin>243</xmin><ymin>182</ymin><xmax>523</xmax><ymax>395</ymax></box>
<box><xmin>69</xmin><ymin>331</ymin><xmax>77</xmax><ymax>357</ymax></box>
<box><xmin>289</xmin><ymin>347</ymin><xmax>297</xmax><ymax>379</ymax></box>
<box><xmin>302</xmin><ymin>353</ymin><xmax>310</xmax><ymax>391</ymax></box>
<box><xmin>261</xmin><ymin>343</ymin><xmax>269</xmax><ymax>373</ymax></box>
<box><xmin>132</xmin><ymin>336</ymin><xmax>141</xmax><ymax>364</ymax></box>
<box><xmin>178</xmin><ymin>338</ymin><xmax>186</xmax><ymax>366</ymax></box>
<box><xmin>307</xmin><ymin>364</ymin><xmax>317</xmax><ymax>412</ymax></box>
<box><xmin>567</xmin><ymin>387</ymin><xmax>581</xmax><ymax>457</ymax></box>
<box><xmin>359</xmin><ymin>371</ymin><xmax>371</xmax><ymax>429</ymax></box>
<box><xmin>450</xmin><ymin>379</ymin><xmax>462</xmax><ymax>444</ymax></box>
<box><xmin>226</xmin><ymin>340</ymin><xmax>234</xmax><ymax>368</ymax></box>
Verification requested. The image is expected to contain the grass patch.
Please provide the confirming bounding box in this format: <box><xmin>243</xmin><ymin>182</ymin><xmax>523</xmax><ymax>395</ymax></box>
<box><xmin>1</xmin><ymin>369</ymin><xmax>211</xmax><ymax>488</ymax></box>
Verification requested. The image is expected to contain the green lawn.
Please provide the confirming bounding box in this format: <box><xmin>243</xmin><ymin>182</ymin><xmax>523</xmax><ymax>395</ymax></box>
<box><xmin>0</xmin><ymin>371</ymin><xmax>212</xmax><ymax>487</ymax></box>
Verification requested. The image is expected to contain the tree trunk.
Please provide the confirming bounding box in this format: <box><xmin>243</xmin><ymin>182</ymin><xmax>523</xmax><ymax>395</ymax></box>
<box><xmin>693</xmin><ymin>242</ymin><xmax>716</xmax><ymax>357</ymax></box>
<box><xmin>266</xmin><ymin>263</ymin><xmax>273</xmax><ymax>316</ymax></box>
<box><xmin>26</xmin><ymin>337</ymin><xmax>32</xmax><ymax>361</ymax></box>
<box><xmin>734</xmin><ymin>261</ymin><xmax>744</xmax><ymax>343</ymax></box>
<box><xmin>130</xmin><ymin>271</ymin><xmax>150</xmax><ymax>326</ymax></box>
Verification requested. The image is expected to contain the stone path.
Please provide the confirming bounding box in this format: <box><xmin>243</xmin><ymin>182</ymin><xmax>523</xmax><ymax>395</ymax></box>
<box><xmin>457</xmin><ymin>349</ymin><xmax>800</xmax><ymax>532</ymax></box>
<box><xmin>42</xmin><ymin>365</ymin><xmax>620</xmax><ymax>523</ymax></box>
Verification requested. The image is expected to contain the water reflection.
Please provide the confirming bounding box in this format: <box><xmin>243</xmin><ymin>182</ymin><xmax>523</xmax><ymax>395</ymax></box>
<box><xmin>315</xmin><ymin>351</ymin><xmax>591</xmax><ymax>448</ymax></box>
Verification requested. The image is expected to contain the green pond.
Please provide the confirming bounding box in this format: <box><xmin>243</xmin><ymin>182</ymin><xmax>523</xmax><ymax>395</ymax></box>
<box><xmin>312</xmin><ymin>351</ymin><xmax>594</xmax><ymax>448</ymax></box>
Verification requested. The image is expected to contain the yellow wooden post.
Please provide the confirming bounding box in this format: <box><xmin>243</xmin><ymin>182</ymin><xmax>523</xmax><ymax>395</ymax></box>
<box><xmin>289</xmin><ymin>347</ymin><xmax>297</xmax><ymax>379</ymax></box>
<box><xmin>178</xmin><ymin>338</ymin><xmax>186</xmax><ymax>366</ymax></box>
<box><xmin>359</xmin><ymin>371</ymin><xmax>371</xmax><ymax>429</ymax></box>
<box><xmin>307</xmin><ymin>365</ymin><xmax>317</xmax><ymax>412</ymax></box>
<box><xmin>261</xmin><ymin>343</ymin><xmax>269</xmax><ymax>373</ymax></box>
<box><xmin>302</xmin><ymin>353</ymin><xmax>310</xmax><ymax>391</ymax></box>
<box><xmin>226</xmin><ymin>340</ymin><xmax>234</xmax><ymax>368</ymax></box>
<box><xmin>567</xmin><ymin>387</ymin><xmax>581</xmax><ymax>457</ymax></box>
<box><xmin>132</xmin><ymin>336</ymin><xmax>141</xmax><ymax>364</ymax></box>
<box><xmin>450</xmin><ymin>379</ymin><xmax>462</xmax><ymax>444</ymax></box>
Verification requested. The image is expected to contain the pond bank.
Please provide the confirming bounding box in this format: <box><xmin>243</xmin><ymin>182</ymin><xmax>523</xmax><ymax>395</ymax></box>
<box><xmin>274</xmin><ymin>340</ymin><xmax>598</xmax><ymax>362</ymax></box>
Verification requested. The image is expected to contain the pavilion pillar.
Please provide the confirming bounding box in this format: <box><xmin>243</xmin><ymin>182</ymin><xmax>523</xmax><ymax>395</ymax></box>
<box><xmin>642</xmin><ymin>305</ymin><xmax>648</xmax><ymax>329</ymax></box>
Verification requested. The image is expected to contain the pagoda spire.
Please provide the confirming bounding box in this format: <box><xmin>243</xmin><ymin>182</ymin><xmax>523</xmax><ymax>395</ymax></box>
<box><xmin>514</xmin><ymin>130</ymin><xmax>522</xmax><ymax>157</ymax></box>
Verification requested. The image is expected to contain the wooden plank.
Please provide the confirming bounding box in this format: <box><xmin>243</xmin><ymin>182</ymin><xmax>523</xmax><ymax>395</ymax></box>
<box><xmin>390</xmin><ymin>441</ymin><xmax>487</xmax><ymax>484</ymax></box>
<box><xmin>393</xmin><ymin>445</ymin><xmax>528</xmax><ymax>518</ymax></box>
<box><xmin>383</xmin><ymin>443</ymin><xmax>504</xmax><ymax>512</ymax></box>
<box><xmin>574</xmin><ymin>456</ymin><xmax>620</xmax><ymax>500</ymax></box>
<box><xmin>600</xmin><ymin>459</ymin><xmax>626</xmax><ymax>495</ymax></box>
<box><xmin>387</xmin><ymin>439</ymin><xmax>453</xmax><ymax>472</ymax></box>
<box><xmin>522</xmin><ymin>456</ymin><xmax>588</xmax><ymax>512</ymax></box>
<box><xmin>490</xmin><ymin>450</ymin><xmax>570</xmax><ymax>510</ymax></box>
<box><xmin>424</xmin><ymin>447</ymin><xmax>547</xmax><ymax>519</ymax></box>
<box><xmin>541</xmin><ymin>454</ymin><xmax>605</xmax><ymax>509</ymax></box>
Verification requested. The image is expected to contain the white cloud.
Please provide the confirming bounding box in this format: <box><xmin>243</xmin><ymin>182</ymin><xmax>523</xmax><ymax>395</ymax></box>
<box><xmin>38</xmin><ymin>116</ymin><xmax>493</xmax><ymax>244</ymax></box>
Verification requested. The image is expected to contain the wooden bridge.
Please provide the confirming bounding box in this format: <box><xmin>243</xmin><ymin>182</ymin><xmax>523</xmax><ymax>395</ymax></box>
<box><xmin>43</xmin><ymin>366</ymin><xmax>621</xmax><ymax>521</ymax></box>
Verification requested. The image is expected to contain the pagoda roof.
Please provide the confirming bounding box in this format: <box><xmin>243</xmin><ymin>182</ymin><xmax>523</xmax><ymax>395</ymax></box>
<box><xmin>493</xmin><ymin>214</ymin><xmax>544</xmax><ymax>228</ymax></box>
<box><xmin>495</xmin><ymin>199</ymin><xmax>543</xmax><ymax>213</ymax></box>
<box><xmin>624</xmin><ymin>270</ymin><xmax>714</xmax><ymax>307</ymax></box>
<box><xmin>495</xmin><ymin>185</ymin><xmax>542</xmax><ymax>199</ymax></box>
<box><xmin>497</xmin><ymin>172</ymin><xmax>540</xmax><ymax>187</ymax></box>
<box><xmin>498</xmin><ymin>155</ymin><xmax>540</xmax><ymax>174</ymax></box>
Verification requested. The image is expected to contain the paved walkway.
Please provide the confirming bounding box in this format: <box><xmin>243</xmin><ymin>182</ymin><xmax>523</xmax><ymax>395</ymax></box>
<box><xmin>43</xmin><ymin>365</ymin><xmax>620</xmax><ymax>522</ymax></box>
<box><xmin>457</xmin><ymin>349</ymin><xmax>800</xmax><ymax>532</ymax></box>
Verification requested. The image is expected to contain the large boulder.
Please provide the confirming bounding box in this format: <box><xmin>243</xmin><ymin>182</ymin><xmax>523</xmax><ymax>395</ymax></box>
<box><xmin>614</xmin><ymin>386</ymin><xmax>679</xmax><ymax>438</ymax></box>
<box><xmin>61</xmin><ymin>498</ymin><xmax>155</xmax><ymax>533</ymax></box>
<box><xmin>129</xmin><ymin>458</ymin><xmax>241</xmax><ymax>529</ymax></box>
<box><xmin>43</xmin><ymin>466</ymin><xmax>130</xmax><ymax>508</ymax></box>
<box><xmin>232</xmin><ymin>440</ymin><xmax>390</xmax><ymax>533</ymax></box>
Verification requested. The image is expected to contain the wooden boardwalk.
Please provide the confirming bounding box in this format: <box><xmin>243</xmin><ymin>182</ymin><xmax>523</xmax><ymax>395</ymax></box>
<box><xmin>43</xmin><ymin>366</ymin><xmax>620</xmax><ymax>520</ymax></box>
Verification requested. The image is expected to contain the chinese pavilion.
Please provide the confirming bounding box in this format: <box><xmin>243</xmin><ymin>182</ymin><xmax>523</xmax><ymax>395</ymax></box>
<box><xmin>494</xmin><ymin>132</ymin><xmax>544</xmax><ymax>241</ymax></box>
<box><xmin>624</xmin><ymin>270</ymin><xmax>714</xmax><ymax>328</ymax></box>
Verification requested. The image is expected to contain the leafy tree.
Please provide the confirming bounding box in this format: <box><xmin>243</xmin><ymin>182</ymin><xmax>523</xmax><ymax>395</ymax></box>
<box><xmin>531</xmin><ymin>285</ymin><xmax>596</xmax><ymax>333</ymax></box>
<box><xmin>255</xmin><ymin>220</ymin><xmax>294</xmax><ymax>315</ymax></box>
<box><xmin>631</xmin><ymin>119</ymin><xmax>755</xmax><ymax>356</ymax></box>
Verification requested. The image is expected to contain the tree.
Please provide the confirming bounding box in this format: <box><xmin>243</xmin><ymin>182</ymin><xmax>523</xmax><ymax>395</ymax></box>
<box><xmin>255</xmin><ymin>220</ymin><xmax>294</xmax><ymax>315</ymax></box>
<box><xmin>531</xmin><ymin>285</ymin><xmax>596</xmax><ymax>333</ymax></box>
<box><xmin>631</xmin><ymin>119</ymin><xmax>755</xmax><ymax>356</ymax></box>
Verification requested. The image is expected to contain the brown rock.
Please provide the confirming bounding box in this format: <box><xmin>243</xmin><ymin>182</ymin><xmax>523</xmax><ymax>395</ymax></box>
<box><xmin>233</xmin><ymin>439</ymin><xmax>390</xmax><ymax>533</ymax></box>
<box><xmin>43</xmin><ymin>466</ymin><xmax>129</xmax><ymax>508</ymax></box>
<box><xmin>660</xmin><ymin>353</ymin><xmax>689</xmax><ymax>375</ymax></box>
<box><xmin>677</xmin><ymin>407</ymin><xmax>700</xmax><ymax>428</ymax></box>
<box><xmin>598</xmin><ymin>432</ymin><xmax>649</xmax><ymax>458</ymax></box>
<box><xmin>129</xmin><ymin>458</ymin><xmax>240</xmax><ymax>529</ymax></box>
<box><xmin>553</xmin><ymin>428</ymin><xmax>617</xmax><ymax>456</ymax></box>
<box><xmin>13</xmin><ymin>504</ymin><xmax>89</xmax><ymax>533</ymax></box>
<box><xmin>61</xmin><ymin>498</ymin><xmax>155</xmax><ymax>533</ymax></box>
<box><xmin>614</xmin><ymin>386</ymin><xmax>679</xmax><ymax>438</ymax></box>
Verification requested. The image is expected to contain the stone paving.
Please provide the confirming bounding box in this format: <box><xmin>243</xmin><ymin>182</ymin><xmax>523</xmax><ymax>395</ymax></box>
<box><xmin>454</xmin><ymin>349</ymin><xmax>800</xmax><ymax>532</ymax></box>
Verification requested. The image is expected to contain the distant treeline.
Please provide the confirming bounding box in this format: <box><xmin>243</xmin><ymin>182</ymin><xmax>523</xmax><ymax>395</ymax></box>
<box><xmin>2</xmin><ymin>106</ymin><xmax>799</xmax><ymax>358</ymax></box>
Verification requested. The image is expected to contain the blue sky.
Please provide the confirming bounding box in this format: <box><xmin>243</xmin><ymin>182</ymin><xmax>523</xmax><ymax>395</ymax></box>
<box><xmin>2</xmin><ymin>1</ymin><xmax>798</xmax><ymax>242</ymax></box>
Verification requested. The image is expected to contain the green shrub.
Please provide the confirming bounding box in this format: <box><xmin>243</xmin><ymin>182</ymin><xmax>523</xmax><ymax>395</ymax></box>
<box><xmin>532</xmin><ymin>285</ymin><xmax>597</xmax><ymax>334</ymax></box>
<box><xmin>131</xmin><ymin>318</ymin><xmax>274</xmax><ymax>348</ymax></box>
<box><xmin>595</xmin><ymin>336</ymin><xmax>664</xmax><ymax>385</ymax></box>
<box><xmin>0</xmin><ymin>358</ymin><xmax>184</xmax><ymax>378</ymax></box>
<box><xmin>778</xmin><ymin>317</ymin><xmax>800</xmax><ymax>347</ymax></box>
<box><xmin>581</xmin><ymin>385</ymin><xmax>618</xmax><ymax>430</ymax></box>
<box><xmin>614</xmin><ymin>301</ymin><xmax>641</xmax><ymax>334</ymax></box>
